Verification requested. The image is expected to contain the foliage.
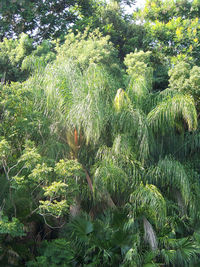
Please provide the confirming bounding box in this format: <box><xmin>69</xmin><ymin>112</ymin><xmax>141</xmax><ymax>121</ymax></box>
<box><xmin>139</xmin><ymin>0</ymin><xmax>200</xmax><ymax>64</ymax></box>
<box><xmin>0</xmin><ymin>34</ymin><xmax>57</xmax><ymax>83</ymax></box>
<box><xmin>21</xmin><ymin>40</ymin><xmax>56</xmax><ymax>73</ymax></box>
<box><xmin>0</xmin><ymin>1</ymin><xmax>200</xmax><ymax>266</ymax></box>
<box><xmin>0</xmin><ymin>213</ymin><xmax>25</xmax><ymax>237</ymax></box>
<box><xmin>0</xmin><ymin>34</ymin><xmax>33</xmax><ymax>83</ymax></box>
<box><xmin>73</xmin><ymin>0</ymin><xmax>146</xmax><ymax>60</ymax></box>
<box><xmin>56</xmin><ymin>28</ymin><xmax>122</xmax><ymax>79</ymax></box>
<box><xmin>26</xmin><ymin>239</ymin><xmax>74</xmax><ymax>267</ymax></box>
<box><xmin>168</xmin><ymin>61</ymin><xmax>200</xmax><ymax>110</ymax></box>
<box><xmin>0</xmin><ymin>0</ymin><xmax>96</xmax><ymax>41</ymax></box>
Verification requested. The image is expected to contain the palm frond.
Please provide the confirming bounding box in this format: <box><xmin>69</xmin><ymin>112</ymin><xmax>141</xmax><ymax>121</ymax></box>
<box><xmin>67</xmin><ymin>64</ymin><xmax>116</xmax><ymax>145</ymax></box>
<box><xmin>68</xmin><ymin>214</ymin><xmax>93</xmax><ymax>244</ymax></box>
<box><xmin>113</xmin><ymin>108</ymin><xmax>150</xmax><ymax>161</ymax></box>
<box><xmin>43</xmin><ymin>60</ymin><xmax>78</xmax><ymax>117</ymax></box>
<box><xmin>147</xmin><ymin>157</ymin><xmax>190</xmax><ymax>206</ymax></box>
<box><xmin>96</xmin><ymin>142</ymin><xmax>143</xmax><ymax>187</ymax></box>
<box><xmin>147</xmin><ymin>94</ymin><xmax>197</xmax><ymax>133</ymax></box>
<box><xmin>127</xmin><ymin>74</ymin><xmax>151</xmax><ymax>106</ymax></box>
<box><xmin>114</xmin><ymin>88</ymin><xmax>131</xmax><ymax>112</ymax></box>
<box><xmin>180</xmin><ymin>128</ymin><xmax>200</xmax><ymax>157</ymax></box>
<box><xmin>160</xmin><ymin>248</ymin><xmax>176</xmax><ymax>265</ymax></box>
<box><xmin>130</xmin><ymin>183</ymin><xmax>166</xmax><ymax>225</ymax></box>
<box><xmin>143</xmin><ymin>250</ymin><xmax>159</xmax><ymax>266</ymax></box>
<box><xmin>123</xmin><ymin>246</ymin><xmax>142</xmax><ymax>267</ymax></box>
<box><xmin>93</xmin><ymin>161</ymin><xmax>130</xmax><ymax>204</ymax></box>
<box><xmin>161</xmin><ymin>237</ymin><xmax>200</xmax><ymax>267</ymax></box>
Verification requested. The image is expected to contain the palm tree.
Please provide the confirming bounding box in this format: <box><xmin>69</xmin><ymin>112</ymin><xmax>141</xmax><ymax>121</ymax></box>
<box><xmin>28</xmin><ymin>32</ymin><xmax>200</xmax><ymax>265</ymax></box>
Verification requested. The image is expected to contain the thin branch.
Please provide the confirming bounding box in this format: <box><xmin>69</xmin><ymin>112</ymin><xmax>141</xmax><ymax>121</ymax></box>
<box><xmin>25</xmin><ymin>207</ymin><xmax>39</xmax><ymax>219</ymax></box>
<box><xmin>40</xmin><ymin>213</ymin><xmax>66</xmax><ymax>229</ymax></box>
<box><xmin>15</xmin><ymin>165</ymin><xmax>26</xmax><ymax>177</ymax></box>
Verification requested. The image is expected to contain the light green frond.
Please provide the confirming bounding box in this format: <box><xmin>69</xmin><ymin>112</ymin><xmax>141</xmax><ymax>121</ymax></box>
<box><xmin>128</xmin><ymin>74</ymin><xmax>150</xmax><ymax>97</ymax></box>
<box><xmin>113</xmin><ymin>108</ymin><xmax>150</xmax><ymax>161</ymax></box>
<box><xmin>148</xmin><ymin>157</ymin><xmax>190</xmax><ymax>205</ymax></box>
<box><xmin>114</xmin><ymin>88</ymin><xmax>131</xmax><ymax>112</ymax></box>
<box><xmin>41</xmin><ymin>60</ymin><xmax>117</xmax><ymax>145</ymax></box>
<box><xmin>130</xmin><ymin>183</ymin><xmax>166</xmax><ymax>225</ymax></box>
<box><xmin>151</xmin><ymin>88</ymin><xmax>175</xmax><ymax>109</ymax></box>
<box><xmin>42</xmin><ymin>60</ymin><xmax>79</xmax><ymax>121</ymax></box>
<box><xmin>147</xmin><ymin>94</ymin><xmax>197</xmax><ymax>133</ymax></box>
<box><xmin>96</xmin><ymin>141</ymin><xmax>143</xmax><ymax>184</ymax></box>
<box><xmin>67</xmin><ymin>64</ymin><xmax>115</xmax><ymax>145</ymax></box>
<box><xmin>126</xmin><ymin>68</ymin><xmax>153</xmax><ymax>111</ymax></box>
<box><xmin>93</xmin><ymin>162</ymin><xmax>129</xmax><ymax>201</ymax></box>
<box><xmin>112</xmin><ymin>134</ymin><xmax>133</xmax><ymax>158</ymax></box>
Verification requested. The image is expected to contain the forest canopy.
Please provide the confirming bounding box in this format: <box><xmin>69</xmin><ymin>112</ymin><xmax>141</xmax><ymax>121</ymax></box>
<box><xmin>1</xmin><ymin>0</ymin><xmax>200</xmax><ymax>266</ymax></box>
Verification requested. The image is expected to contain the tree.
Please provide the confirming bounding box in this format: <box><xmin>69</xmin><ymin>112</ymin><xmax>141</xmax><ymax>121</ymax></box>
<box><xmin>138</xmin><ymin>0</ymin><xmax>200</xmax><ymax>65</ymax></box>
<box><xmin>24</xmin><ymin>39</ymin><xmax>200</xmax><ymax>265</ymax></box>
<box><xmin>0</xmin><ymin>33</ymin><xmax>33</xmax><ymax>83</ymax></box>
<box><xmin>0</xmin><ymin>0</ymin><xmax>95</xmax><ymax>41</ymax></box>
<box><xmin>0</xmin><ymin>34</ymin><xmax>56</xmax><ymax>83</ymax></box>
<box><xmin>1</xmin><ymin>3</ymin><xmax>200</xmax><ymax>265</ymax></box>
<box><xmin>168</xmin><ymin>61</ymin><xmax>200</xmax><ymax>110</ymax></box>
<box><xmin>73</xmin><ymin>0</ymin><xmax>146</xmax><ymax>60</ymax></box>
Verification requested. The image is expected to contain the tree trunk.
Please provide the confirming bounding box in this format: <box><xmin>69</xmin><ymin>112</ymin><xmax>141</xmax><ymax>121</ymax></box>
<box><xmin>69</xmin><ymin>197</ymin><xmax>81</xmax><ymax>218</ymax></box>
<box><xmin>143</xmin><ymin>217</ymin><xmax>158</xmax><ymax>251</ymax></box>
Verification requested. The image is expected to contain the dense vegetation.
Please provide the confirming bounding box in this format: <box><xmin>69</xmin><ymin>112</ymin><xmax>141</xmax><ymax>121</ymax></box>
<box><xmin>1</xmin><ymin>0</ymin><xmax>200</xmax><ymax>266</ymax></box>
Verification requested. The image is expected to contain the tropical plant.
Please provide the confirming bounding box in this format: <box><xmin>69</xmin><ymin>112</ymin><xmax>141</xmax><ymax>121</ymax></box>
<box><xmin>1</xmin><ymin>2</ymin><xmax>200</xmax><ymax>265</ymax></box>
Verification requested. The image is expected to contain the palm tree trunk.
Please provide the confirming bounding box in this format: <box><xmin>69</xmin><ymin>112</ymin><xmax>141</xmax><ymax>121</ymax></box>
<box><xmin>83</xmin><ymin>167</ymin><xmax>93</xmax><ymax>192</ymax></box>
<box><xmin>143</xmin><ymin>217</ymin><xmax>158</xmax><ymax>251</ymax></box>
<box><xmin>70</xmin><ymin>197</ymin><xmax>81</xmax><ymax>218</ymax></box>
